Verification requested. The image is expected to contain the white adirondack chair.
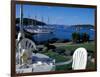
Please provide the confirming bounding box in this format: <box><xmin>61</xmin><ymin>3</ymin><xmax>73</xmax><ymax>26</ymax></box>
<box><xmin>16</xmin><ymin>32</ymin><xmax>38</xmax><ymax>73</ymax></box>
<box><xmin>16</xmin><ymin>32</ymin><xmax>37</xmax><ymax>64</ymax></box>
<box><xmin>72</xmin><ymin>47</ymin><xmax>87</xmax><ymax>70</ymax></box>
<box><xmin>18</xmin><ymin>38</ymin><xmax>37</xmax><ymax>65</ymax></box>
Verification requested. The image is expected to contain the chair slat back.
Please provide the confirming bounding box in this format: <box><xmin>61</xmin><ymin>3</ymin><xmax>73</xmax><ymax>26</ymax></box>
<box><xmin>19</xmin><ymin>38</ymin><xmax>37</xmax><ymax>51</ymax></box>
<box><xmin>72</xmin><ymin>47</ymin><xmax>87</xmax><ymax>70</ymax></box>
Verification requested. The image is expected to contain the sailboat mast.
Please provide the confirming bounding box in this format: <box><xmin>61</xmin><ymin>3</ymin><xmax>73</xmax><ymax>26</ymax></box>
<box><xmin>34</xmin><ymin>16</ymin><xmax>36</xmax><ymax>26</ymax></box>
<box><xmin>18</xmin><ymin>4</ymin><xmax>24</xmax><ymax>65</ymax></box>
<box><xmin>20</xmin><ymin>4</ymin><xmax>24</xmax><ymax>38</ymax></box>
<box><xmin>48</xmin><ymin>17</ymin><xmax>49</xmax><ymax>25</ymax></box>
<box><xmin>42</xmin><ymin>16</ymin><xmax>44</xmax><ymax>26</ymax></box>
<box><xmin>28</xmin><ymin>15</ymin><xmax>30</xmax><ymax>26</ymax></box>
<box><xmin>32</xmin><ymin>16</ymin><xmax>34</xmax><ymax>26</ymax></box>
<box><xmin>20</xmin><ymin>4</ymin><xmax>23</xmax><ymax>32</ymax></box>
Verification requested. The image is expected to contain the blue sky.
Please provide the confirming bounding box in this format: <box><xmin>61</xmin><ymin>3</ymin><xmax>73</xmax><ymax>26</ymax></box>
<box><xmin>16</xmin><ymin>4</ymin><xmax>95</xmax><ymax>25</ymax></box>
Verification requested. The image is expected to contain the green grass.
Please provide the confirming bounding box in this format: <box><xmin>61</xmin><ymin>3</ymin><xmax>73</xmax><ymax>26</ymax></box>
<box><xmin>42</xmin><ymin>51</ymin><xmax>70</xmax><ymax>63</ymax></box>
<box><xmin>58</xmin><ymin>42</ymin><xmax>95</xmax><ymax>53</ymax></box>
<box><xmin>56</xmin><ymin>63</ymin><xmax>72</xmax><ymax>71</ymax></box>
<box><xmin>65</xmin><ymin>42</ymin><xmax>95</xmax><ymax>52</ymax></box>
<box><xmin>86</xmin><ymin>60</ymin><xmax>95</xmax><ymax>69</ymax></box>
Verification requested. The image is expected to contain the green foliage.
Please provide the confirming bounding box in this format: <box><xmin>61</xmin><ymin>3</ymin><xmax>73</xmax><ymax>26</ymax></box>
<box><xmin>82</xmin><ymin>32</ymin><xmax>89</xmax><ymax>42</ymax></box>
<box><xmin>72</xmin><ymin>32</ymin><xmax>80</xmax><ymax>43</ymax></box>
<box><xmin>72</xmin><ymin>32</ymin><xmax>90</xmax><ymax>43</ymax></box>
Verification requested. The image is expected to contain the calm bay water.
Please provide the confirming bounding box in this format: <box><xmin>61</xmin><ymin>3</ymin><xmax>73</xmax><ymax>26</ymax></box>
<box><xmin>32</xmin><ymin>26</ymin><xmax>95</xmax><ymax>42</ymax></box>
<box><xmin>16</xmin><ymin>24</ymin><xmax>95</xmax><ymax>42</ymax></box>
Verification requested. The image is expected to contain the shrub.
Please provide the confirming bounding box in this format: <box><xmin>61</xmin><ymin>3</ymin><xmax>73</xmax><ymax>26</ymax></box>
<box><xmin>72</xmin><ymin>32</ymin><xmax>80</xmax><ymax>43</ymax></box>
<box><xmin>81</xmin><ymin>32</ymin><xmax>89</xmax><ymax>42</ymax></box>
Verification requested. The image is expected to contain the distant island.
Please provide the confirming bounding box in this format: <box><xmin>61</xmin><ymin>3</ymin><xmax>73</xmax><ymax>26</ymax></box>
<box><xmin>70</xmin><ymin>24</ymin><xmax>94</xmax><ymax>29</ymax></box>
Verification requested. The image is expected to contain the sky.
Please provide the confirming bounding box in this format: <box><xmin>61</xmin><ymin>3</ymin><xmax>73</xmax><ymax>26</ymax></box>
<box><xmin>16</xmin><ymin>4</ymin><xmax>95</xmax><ymax>25</ymax></box>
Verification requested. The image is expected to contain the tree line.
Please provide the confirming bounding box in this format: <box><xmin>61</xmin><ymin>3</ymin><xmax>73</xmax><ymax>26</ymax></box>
<box><xmin>72</xmin><ymin>32</ymin><xmax>90</xmax><ymax>43</ymax></box>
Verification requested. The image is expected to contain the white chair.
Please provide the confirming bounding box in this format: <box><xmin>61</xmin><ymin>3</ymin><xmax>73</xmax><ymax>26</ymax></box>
<box><xmin>72</xmin><ymin>47</ymin><xmax>87</xmax><ymax>70</ymax></box>
<box><xmin>55</xmin><ymin>47</ymin><xmax>87</xmax><ymax>70</ymax></box>
<box><xmin>17</xmin><ymin>38</ymin><xmax>37</xmax><ymax>65</ymax></box>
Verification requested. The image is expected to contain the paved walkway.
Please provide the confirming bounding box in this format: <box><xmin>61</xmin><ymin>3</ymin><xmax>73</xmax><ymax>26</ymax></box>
<box><xmin>55</xmin><ymin>59</ymin><xmax>72</xmax><ymax>66</ymax></box>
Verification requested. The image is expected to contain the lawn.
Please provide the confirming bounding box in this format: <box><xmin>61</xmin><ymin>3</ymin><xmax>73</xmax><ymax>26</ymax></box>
<box><xmin>42</xmin><ymin>51</ymin><xmax>71</xmax><ymax>63</ymax></box>
<box><xmin>55</xmin><ymin>63</ymin><xmax>72</xmax><ymax>71</ymax></box>
<box><xmin>56</xmin><ymin>42</ymin><xmax>95</xmax><ymax>56</ymax></box>
<box><xmin>65</xmin><ymin>42</ymin><xmax>95</xmax><ymax>52</ymax></box>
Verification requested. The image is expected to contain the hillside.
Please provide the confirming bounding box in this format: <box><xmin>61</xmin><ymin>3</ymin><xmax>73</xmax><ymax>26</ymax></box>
<box><xmin>16</xmin><ymin>18</ymin><xmax>46</xmax><ymax>26</ymax></box>
<box><xmin>71</xmin><ymin>24</ymin><xmax>94</xmax><ymax>29</ymax></box>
